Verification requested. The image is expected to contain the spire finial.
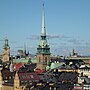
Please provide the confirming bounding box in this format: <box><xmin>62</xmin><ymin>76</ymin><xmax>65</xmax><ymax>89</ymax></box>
<box><xmin>42</xmin><ymin>0</ymin><xmax>44</xmax><ymax>6</ymax></box>
<box><xmin>42</xmin><ymin>0</ymin><xmax>46</xmax><ymax>36</ymax></box>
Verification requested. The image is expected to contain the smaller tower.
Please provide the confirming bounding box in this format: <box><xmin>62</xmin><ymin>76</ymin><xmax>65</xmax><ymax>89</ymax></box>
<box><xmin>14</xmin><ymin>72</ymin><xmax>20</xmax><ymax>90</ymax></box>
<box><xmin>2</xmin><ymin>37</ymin><xmax>10</xmax><ymax>62</ymax></box>
<box><xmin>72</xmin><ymin>48</ymin><xmax>75</xmax><ymax>56</ymax></box>
<box><xmin>0</xmin><ymin>71</ymin><xmax>2</xmax><ymax>90</ymax></box>
<box><xmin>23</xmin><ymin>44</ymin><xmax>26</xmax><ymax>57</ymax></box>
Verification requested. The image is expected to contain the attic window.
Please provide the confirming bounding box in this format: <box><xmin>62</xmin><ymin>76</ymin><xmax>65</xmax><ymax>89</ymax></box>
<box><xmin>30</xmin><ymin>75</ymin><xmax>34</xmax><ymax>78</ymax></box>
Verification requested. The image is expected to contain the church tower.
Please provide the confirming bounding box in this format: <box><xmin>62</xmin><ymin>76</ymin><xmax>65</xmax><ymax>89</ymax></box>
<box><xmin>2</xmin><ymin>37</ymin><xmax>10</xmax><ymax>62</ymax></box>
<box><xmin>36</xmin><ymin>1</ymin><xmax>50</xmax><ymax>70</ymax></box>
<box><xmin>14</xmin><ymin>72</ymin><xmax>20</xmax><ymax>90</ymax></box>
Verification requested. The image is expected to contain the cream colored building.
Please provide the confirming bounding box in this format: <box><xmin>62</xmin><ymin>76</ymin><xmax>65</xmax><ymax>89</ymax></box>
<box><xmin>2</xmin><ymin>38</ymin><xmax>10</xmax><ymax>62</ymax></box>
<box><xmin>78</xmin><ymin>65</ymin><xmax>90</xmax><ymax>78</ymax></box>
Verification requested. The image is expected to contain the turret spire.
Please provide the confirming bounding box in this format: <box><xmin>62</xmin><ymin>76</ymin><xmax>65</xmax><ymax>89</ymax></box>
<box><xmin>42</xmin><ymin>0</ymin><xmax>46</xmax><ymax>36</ymax></box>
<box><xmin>3</xmin><ymin>37</ymin><xmax>9</xmax><ymax>49</ymax></box>
<box><xmin>24</xmin><ymin>43</ymin><xmax>26</xmax><ymax>56</ymax></box>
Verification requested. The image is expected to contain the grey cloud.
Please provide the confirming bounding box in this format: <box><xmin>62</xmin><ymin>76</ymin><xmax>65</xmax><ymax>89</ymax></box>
<box><xmin>85</xmin><ymin>42</ymin><xmax>90</xmax><ymax>46</ymax></box>
<box><xmin>26</xmin><ymin>34</ymin><xmax>71</xmax><ymax>40</ymax></box>
<box><xmin>26</xmin><ymin>35</ymin><xmax>40</xmax><ymax>40</ymax></box>
<box><xmin>68</xmin><ymin>39</ymin><xmax>82</xmax><ymax>45</ymax></box>
<box><xmin>47</xmin><ymin>34</ymin><xmax>60</xmax><ymax>39</ymax></box>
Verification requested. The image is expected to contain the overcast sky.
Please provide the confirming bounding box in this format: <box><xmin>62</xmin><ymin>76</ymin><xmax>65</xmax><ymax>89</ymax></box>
<box><xmin>0</xmin><ymin>0</ymin><xmax>90</xmax><ymax>56</ymax></box>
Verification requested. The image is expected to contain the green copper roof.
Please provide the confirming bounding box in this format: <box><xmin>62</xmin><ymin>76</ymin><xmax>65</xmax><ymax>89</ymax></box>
<box><xmin>31</xmin><ymin>58</ymin><xmax>37</xmax><ymax>63</ymax></box>
<box><xmin>13</xmin><ymin>59</ymin><xmax>29</xmax><ymax>63</ymax></box>
<box><xmin>37</xmin><ymin>1</ymin><xmax>50</xmax><ymax>55</ymax></box>
<box><xmin>50</xmin><ymin>62</ymin><xmax>64</xmax><ymax>70</ymax></box>
<box><xmin>13</xmin><ymin>58</ymin><xmax>38</xmax><ymax>64</ymax></box>
<box><xmin>39</xmin><ymin>38</ymin><xmax>49</xmax><ymax>47</ymax></box>
<box><xmin>3</xmin><ymin>38</ymin><xmax>10</xmax><ymax>48</ymax></box>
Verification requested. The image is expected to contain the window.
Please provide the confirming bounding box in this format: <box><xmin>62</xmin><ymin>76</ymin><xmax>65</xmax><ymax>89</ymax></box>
<box><xmin>39</xmin><ymin>57</ymin><xmax>41</xmax><ymax>62</ymax></box>
<box><xmin>45</xmin><ymin>57</ymin><xmax>47</xmax><ymax>64</ymax></box>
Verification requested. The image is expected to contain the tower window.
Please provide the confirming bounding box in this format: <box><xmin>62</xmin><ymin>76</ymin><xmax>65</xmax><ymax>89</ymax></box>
<box><xmin>39</xmin><ymin>57</ymin><xmax>41</xmax><ymax>62</ymax></box>
<box><xmin>45</xmin><ymin>57</ymin><xmax>47</xmax><ymax>63</ymax></box>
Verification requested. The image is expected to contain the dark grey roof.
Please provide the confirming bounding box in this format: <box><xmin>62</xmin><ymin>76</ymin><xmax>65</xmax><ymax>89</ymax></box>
<box><xmin>59</xmin><ymin>72</ymin><xmax>78</xmax><ymax>83</ymax></box>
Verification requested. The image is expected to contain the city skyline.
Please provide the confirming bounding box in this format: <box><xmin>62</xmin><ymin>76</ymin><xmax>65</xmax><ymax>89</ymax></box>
<box><xmin>0</xmin><ymin>0</ymin><xmax>90</xmax><ymax>55</ymax></box>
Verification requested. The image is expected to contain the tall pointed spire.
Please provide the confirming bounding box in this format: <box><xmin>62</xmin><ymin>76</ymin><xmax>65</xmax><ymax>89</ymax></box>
<box><xmin>37</xmin><ymin>0</ymin><xmax>50</xmax><ymax>54</ymax></box>
<box><xmin>42</xmin><ymin>0</ymin><xmax>46</xmax><ymax>36</ymax></box>
<box><xmin>24</xmin><ymin>43</ymin><xmax>26</xmax><ymax>56</ymax></box>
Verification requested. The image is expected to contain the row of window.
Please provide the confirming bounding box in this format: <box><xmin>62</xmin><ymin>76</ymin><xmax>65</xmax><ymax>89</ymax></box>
<box><xmin>38</xmin><ymin>57</ymin><xmax>48</xmax><ymax>63</ymax></box>
<box><xmin>80</xmin><ymin>69</ymin><xmax>90</xmax><ymax>72</ymax></box>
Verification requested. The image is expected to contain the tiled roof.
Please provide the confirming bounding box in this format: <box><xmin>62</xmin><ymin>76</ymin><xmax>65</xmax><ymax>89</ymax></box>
<box><xmin>19</xmin><ymin>72</ymin><xmax>40</xmax><ymax>82</ymax></box>
<box><xmin>59</xmin><ymin>72</ymin><xmax>78</xmax><ymax>83</ymax></box>
<box><xmin>13</xmin><ymin>59</ymin><xmax>29</xmax><ymax>63</ymax></box>
<box><xmin>19</xmin><ymin>64</ymin><xmax>36</xmax><ymax>73</ymax></box>
<box><xmin>14</xmin><ymin>63</ymin><xmax>23</xmax><ymax>71</ymax></box>
<box><xmin>2</xmin><ymin>69</ymin><xmax>15</xmax><ymax>85</ymax></box>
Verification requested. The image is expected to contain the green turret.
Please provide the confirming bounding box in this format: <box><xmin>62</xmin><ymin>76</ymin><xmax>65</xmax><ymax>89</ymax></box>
<box><xmin>3</xmin><ymin>38</ymin><xmax>9</xmax><ymax>49</ymax></box>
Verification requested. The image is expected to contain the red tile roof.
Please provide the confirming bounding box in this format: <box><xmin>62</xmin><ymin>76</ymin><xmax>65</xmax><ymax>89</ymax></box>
<box><xmin>35</xmin><ymin>69</ymin><xmax>44</xmax><ymax>74</ymax></box>
<box><xmin>18</xmin><ymin>72</ymin><xmax>40</xmax><ymax>82</ymax></box>
<box><xmin>14</xmin><ymin>63</ymin><xmax>23</xmax><ymax>71</ymax></box>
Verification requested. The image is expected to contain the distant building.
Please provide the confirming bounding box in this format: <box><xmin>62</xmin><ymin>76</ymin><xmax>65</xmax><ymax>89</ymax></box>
<box><xmin>2</xmin><ymin>38</ymin><xmax>10</xmax><ymax>62</ymax></box>
<box><xmin>66</xmin><ymin>48</ymin><xmax>90</xmax><ymax>65</ymax></box>
<box><xmin>36</xmin><ymin>2</ymin><xmax>50</xmax><ymax>70</ymax></box>
<box><xmin>72</xmin><ymin>48</ymin><xmax>78</xmax><ymax>57</ymax></box>
<box><xmin>78</xmin><ymin>65</ymin><xmax>90</xmax><ymax>78</ymax></box>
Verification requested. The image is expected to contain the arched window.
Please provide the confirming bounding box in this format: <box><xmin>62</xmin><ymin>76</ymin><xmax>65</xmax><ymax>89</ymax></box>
<box><xmin>39</xmin><ymin>57</ymin><xmax>41</xmax><ymax>62</ymax></box>
<box><xmin>45</xmin><ymin>57</ymin><xmax>47</xmax><ymax>64</ymax></box>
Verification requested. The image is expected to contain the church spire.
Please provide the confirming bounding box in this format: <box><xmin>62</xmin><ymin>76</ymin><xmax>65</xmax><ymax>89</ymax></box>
<box><xmin>36</xmin><ymin>0</ymin><xmax>50</xmax><ymax>70</ymax></box>
<box><xmin>42</xmin><ymin>0</ymin><xmax>46</xmax><ymax>36</ymax></box>
<box><xmin>24</xmin><ymin>43</ymin><xmax>26</xmax><ymax>56</ymax></box>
